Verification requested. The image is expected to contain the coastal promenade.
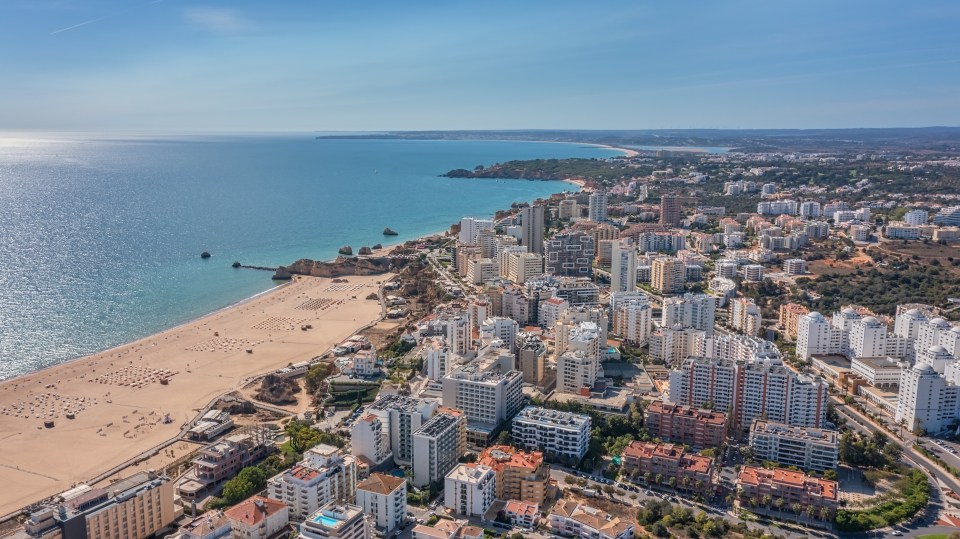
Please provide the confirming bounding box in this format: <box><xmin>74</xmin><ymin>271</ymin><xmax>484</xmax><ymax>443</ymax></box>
<box><xmin>0</xmin><ymin>273</ymin><xmax>388</xmax><ymax>514</ymax></box>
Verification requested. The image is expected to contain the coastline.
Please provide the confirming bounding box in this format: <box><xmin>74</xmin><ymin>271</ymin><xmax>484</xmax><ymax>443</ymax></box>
<box><xmin>0</xmin><ymin>273</ymin><xmax>387</xmax><ymax>514</ymax></box>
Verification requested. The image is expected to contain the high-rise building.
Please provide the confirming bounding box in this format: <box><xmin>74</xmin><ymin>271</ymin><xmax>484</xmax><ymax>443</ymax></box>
<box><xmin>660</xmin><ymin>195</ymin><xmax>682</xmax><ymax>226</ymax></box>
<box><xmin>588</xmin><ymin>192</ymin><xmax>608</xmax><ymax>222</ymax></box>
<box><xmin>478</xmin><ymin>445</ymin><xmax>550</xmax><ymax>506</ymax></box>
<box><xmin>904</xmin><ymin>209</ymin><xmax>929</xmax><ymax>226</ymax></box>
<box><xmin>505</xmin><ymin>251</ymin><xmax>544</xmax><ymax>284</ymax></box>
<box><xmin>545</xmin><ymin>231</ymin><xmax>595</xmax><ymax>278</ymax></box>
<box><xmin>730</xmin><ymin>297</ymin><xmax>762</xmax><ymax>336</ymax></box>
<box><xmin>610</xmin><ymin>240</ymin><xmax>637</xmax><ymax>293</ymax></box>
<box><xmin>268</xmin><ymin>444</ymin><xmax>358</xmax><ymax>521</ymax></box>
<box><xmin>661</xmin><ymin>293</ymin><xmax>716</xmax><ymax>334</ymax></box>
<box><xmin>612</xmin><ymin>298</ymin><xmax>652</xmax><ymax>346</ymax></box>
<box><xmin>412</xmin><ymin>409</ymin><xmax>467</xmax><ymax>487</ymax></box>
<box><xmin>442</xmin><ymin>351</ymin><xmax>523</xmax><ymax>445</ymax></box>
<box><xmin>795</xmin><ymin>312</ymin><xmax>846</xmax><ymax>360</ymax></box>
<box><xmin>558</xmin><ymin>199</ymin><xmax>578</xmax><ymax>219</ymax></box>
<box><xmin>896</xmin><ymin>362</ymin><xmax>960</xmax><ymax>434</ymax></box>
<box><xmin>444</xmin><ymin>464</ymin><xmax>497</xmax><ymax>517</ymax></box>
<box><xmin>518</xmin><ymin>334</ymin><xmax>546</xmax><ymax>385</ymax></box>
<box><xmin>669</xmin><ymin>357</ymin><xmax>828</xmax><ymax>431</ymax></box>
<box><xmin>651</xmin><ymin>257</ymin><xmax>685</xmax><ymax>294</ymax></box>
<box><xmin>520</xmin><ymin>205</ymin><xmax>545</xmax><ymax>255</ymax></box>
<box><xmin>480</xmin><ymin>317</ymin><xmax>520</xmax><ymax>352</ymax></box>
<box><xmin>351</xmin><ymin>414</ymin><xmax>392</xmax><ymax>466</ymax></box>
<box><xmin>512</xmin><ymin>406</ymin><xmax>592</xmax><ymax>465</ymax></box>
<box><xmin>367</xmin><ymin>395</ymin><xmax>438</xmax><ymax>467</ymax></box>
<box><xmin>459</xmin><ymin>217</ymin><xmax>494</xmax><ymax>245</ymax></box>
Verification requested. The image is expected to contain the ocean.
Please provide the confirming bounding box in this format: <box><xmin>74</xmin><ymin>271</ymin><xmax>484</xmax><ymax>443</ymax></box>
<box><xmin>0</xmin><ymin>135</ymin><xmax>619</xmax><ymax>378</ymax></box>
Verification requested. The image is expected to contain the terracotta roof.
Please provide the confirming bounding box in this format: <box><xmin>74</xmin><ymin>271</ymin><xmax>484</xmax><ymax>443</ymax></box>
<box><xmin>224</xmin><ymin>496</ymin><xmax>287</xmax><ymax>527</ymax></box>
<box><xmin>645</xmin><ymin>400</ymin><xmax>727</xmax><ymax>425</ymax></box>
<box><xmin>288</xmin><ymin>465</ymin><xmax>321</xmax><ymax>481</ymax></box>
<box><xmin>622</xmin><ymin>441</ymin><xmax>713</xmax><ymax>474</ymax></box>
<box><xmin>357</xmin><ymin>473</ymin><xmax>406</xmax><ymax>495</ymax></box>
<box><xmin>738</xmin><ymin>466</ymin><xmax>838</xmax><ymax>501</ymax></box>
<box><xmin>504</xmin><ymin>500</ymin><xmax>539</xmax><ymax>517</ymax></box>
<box><xmin>478</xmin><ymin>445</ymin><xmax>544</xmax><ymax>472</ymax></box>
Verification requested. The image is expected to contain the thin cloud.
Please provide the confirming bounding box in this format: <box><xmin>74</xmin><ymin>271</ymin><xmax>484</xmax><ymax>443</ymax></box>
<box><xmin>50</xmin><ymin>0</ymin><xmax>163</xmax><ymax>35</ymax></box>
<box><xmin>183</xmin><ymin>7</ymin><xmax>248</xmax><ymax>33</ymax></box>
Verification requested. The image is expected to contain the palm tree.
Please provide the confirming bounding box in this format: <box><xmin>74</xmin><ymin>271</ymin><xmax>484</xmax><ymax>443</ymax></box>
<box><xmin>655</xmin><ymin>473</ymin><xmax>664</xmax><ymax>485</ymax></box>
<box><xmin>761</xmin><ymin>494</ymin><xmax>772</xmax><ymax>508</ymax></box>
<box><xmin>680</xmin><ymin>476</ymin><xmax>691</xmax><ymax>491</ymax></box>
<box><xmin>667</xmin><ymin>477</ymin><xmax>677</xmax><ymax>490</ymax></box>
<box><xmin>819</xmin><ymin>506</ymin><xmax>832</xmax><ymax>521</ymax></box>
<box><xmin>644</xmin><ymin>472</ymin><xmax>653</xmax><ymax>484</ymax></box>
<box><xmin>791</xmin><ymin>503</ymin><xmax>802</xmax><ymax>517</ymax></box>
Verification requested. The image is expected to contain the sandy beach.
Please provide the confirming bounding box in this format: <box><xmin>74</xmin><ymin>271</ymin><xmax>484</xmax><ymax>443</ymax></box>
<box><xmin>0</xmin><ymin>273</ymin><xmax>388</xmax><ymax>514</ymax></box>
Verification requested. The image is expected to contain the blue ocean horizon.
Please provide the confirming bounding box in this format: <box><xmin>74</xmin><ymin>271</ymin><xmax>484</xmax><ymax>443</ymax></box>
<box><xmin>0</xmin><ymin>135</ymin><xmax>619</xmax><ymax>378</ymax></box>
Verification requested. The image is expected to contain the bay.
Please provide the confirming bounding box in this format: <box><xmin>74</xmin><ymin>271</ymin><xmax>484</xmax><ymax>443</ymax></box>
<box><xmin>0</xmin><ymin>135</ymin><xmax>618</xmax><ymax>377</ymax></box>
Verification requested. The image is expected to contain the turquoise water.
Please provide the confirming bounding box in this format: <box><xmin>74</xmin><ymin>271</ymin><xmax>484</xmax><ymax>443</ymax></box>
<box><xmin>0</xmin><ymin>135</ymin><xmax>617</xmax><ymax>378</ymax></box>
<box><xmin>315</xmin><ymin>515</ymin><xmax>340</xmax><ymax>527</ymax></box>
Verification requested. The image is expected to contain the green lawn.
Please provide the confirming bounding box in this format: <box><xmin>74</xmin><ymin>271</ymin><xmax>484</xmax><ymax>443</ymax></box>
<box><xmin>915</xmin><ymin>534</ymin><xmax>949</xmax><ymax>539</ymax></box>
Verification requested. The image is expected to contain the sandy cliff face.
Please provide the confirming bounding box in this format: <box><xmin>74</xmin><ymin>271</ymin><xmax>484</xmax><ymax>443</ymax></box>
<box><xmin>275</xmin><ymin>256</ymin><xmax>411</xmax><ymax>279</ymax></box>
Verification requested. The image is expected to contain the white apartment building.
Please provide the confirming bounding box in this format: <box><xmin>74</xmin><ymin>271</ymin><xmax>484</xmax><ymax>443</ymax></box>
<box><xmin>612</xmin><ymin>298</ymin><xmax>652</xmax><ymax>346</ymax></box>
<box><xmin>749</xmin><ymin>420</ymin><xmax>839</xmax><ymax>472</ymax></box>
<box><xmin>355</xmin><ymin>473</ymin><xmax>406</xmax><ymax>534</ymax></box>
<box><xmin>268</xmin><ymin>444</ymin><xmax>357</xmax><ymax>521</ymax></box>
<box><xmin>367</xmin><ymin>395</ymin><xmax>438</xmax><ymax>467</ymax></box>
<box><xmin>412</xmin><ymin>410</ymin><xmax>466</xmax><ymax>487</ymax></box>
<box><xmin>896</xmin><ymin>362</ymin><xmax>960</xmax><ymax>434</ymax></box>
<box><xmin>800</xmin><ymin>201</ymin><xmax>822</xmax><ymax>218</ymax></box>
<box><xmin>661</xmin><ymin>294</ymin><xmax>716</xmax><ymax>335</ymax></box>
<box><xmin>649</xmin><ymin>326</ymin><xmax>703</xmax><ymax>367</ymax></box>
<box><xmin>441</xmin><ymin>355</ymin><xmax>523</xmax><ymax>434</ymax></box>
<box><xmin>849</xmin><ymin>225</ymin><xmax>870</xmax><ymax>242</ymax></box>
<box><xmin>559</xmin><ymin>199</ymin><xmax>578</xmax><ymax>219</ymax></box>
<box><xmin>610</xmin><ymin>240</ymin><xmax>637</xmax><ymax>293</ymax></box>
<box><xmin>444</xmin><ymin>464</ymin><xmax>496</xmax><ymax>517</ymax></box>
<box><xmin>849</xmin><ymin>316</ymin><xmax>910</xmax><ymax>359</ymax></box>
<box><xmin>424</xmin><ymin>337</ymin><xmax>461</xmax><ymax>382</ymax></box>
<box><xmin>885</xmin><ymin>222</ymin><xmax>920</xmax><ymax>240</ymax></box>
<box><xmin>783</xmin><ymin>258</ymin><xmax>807</xmax><ymax>275</ymax></box>
<box><xmin>730</xmin><ymin>297</ymin><xmax>762</xmax><ymax>336</ymax></box>
<box><xmin>350</xmin><ymin>414</ymin><xmax>392</xmax><ymax>466</ymax></box>
<box><xmin>742</xmin><ymin>264</ymin><xmax>764</xmax><ymax>282</ymax></box>
<box><xmin>796</xmin><ymin>312</ymin><xmax>846</xmax><ymax>360</ymax></box>
<box><xmin>757</xmin><ymin>200</ymin><xmax>798</xmax><ymax>216</ymax></box>
<box><xmin>555</xmin><ymin>320</ymin><xmax>601</xmax><ymax>363</ymax></box>
<box><xmin>512</xmin><ymin>406</ymin><xmax>592</xmax><ymax>465</ymax></box>
<box><xmin>588</xmin><ymin>192</ymin><xmax>608</xmax><ymax>222</ymax></box>
<box><xmin>715</xmin><ymin>260</ymin><xmax>739</xmax><ymax>279</ymax></box>
<box><xmin>459</xmin><ymin>217</ymin><xmax>494</xmax><ymax>245</ymax></box>
<box><xmin>904</xmin><ymin>209</ymin><xmax>929</xmax><ymax>226</ymax></box>
<box><xmin>480</xmin><ymin>317</ymin><xmax>520</xmax><ymax>352</ymax></box>
<box><xmin>557</xmin><ymin>350</ymin><xmax>599</xmax><ymax>394</ymax></box>
<box><xmin>916</xmin><ymin>317</ymin><xmax>960</xmax><ymax>358</ymax></box>
<box><xmin>538</xmin><ymin>297</ymin><xmax>569</xmax><ymax>330</ymax></box>
<box><xmin>300</xmin><ymin>503</ymin><xmax>369</xmax><ymax>539</ymax></box>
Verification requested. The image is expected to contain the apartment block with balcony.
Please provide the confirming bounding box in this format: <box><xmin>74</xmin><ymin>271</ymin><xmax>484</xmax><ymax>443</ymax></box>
<box><xmin>478</xmin><ymin>445</ymin><xmax>550</xmax><ymax>506</ymax></box>
<box><xmin>620</xmin><ymin>442</ymin><xmax>714</xmax><ymax>492</ymax></box>
<box><xmin>644</xmin><ymin>401</ymin><xmax>727</xmax><ymax>448</ymax></box>
<box><xmin>412</xmin><ymin>409</ymin><xmax>467</xmax><ymax>487</ymax></box>
<box><xmin>511</xmin><ymin>406</ymin><xmax>591</xmax><ymax>466</ymax></box>
<box><xmin>749</xmin><ymin>420</ymin><xmax>839</xmax><ymax>472</ymax></box>
<box><xmin>355</xmin><ymin>473</ymin><xmax>406</xmax><ymax>534</ymax></box>
<box><xmin>736</xmin><ymin>466</ymin><xmax>838</xmax><ymax>526</ymax></box>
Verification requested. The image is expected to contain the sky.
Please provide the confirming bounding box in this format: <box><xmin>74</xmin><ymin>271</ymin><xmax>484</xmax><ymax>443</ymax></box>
<box><xmin>1</xmin><ymin>1</ymin><xmax>959</xmax><ymax>132</ymax></box>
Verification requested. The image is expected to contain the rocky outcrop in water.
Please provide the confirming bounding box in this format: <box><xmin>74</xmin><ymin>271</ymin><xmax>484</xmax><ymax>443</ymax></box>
<box><xmin>358</xmin><ymin>246</ymin><xmax>372</xmax><ymax>256</ymax></box>
<box><xmin>201</xmin><ymin>251</ymin><xmax>211</xmax><ymax>259</ymax></box>
<box><xmin>282</xmin><ymin>256</ymin><xmax>412</xmax><ymax>278</ymax></box>
<box><xmin>373</xmin><ymin>243</ymin><xmax>383</xmax><ymax>250</ymax></box>
<box><xmin>338</xmin><ymin>246</ymin><xmax>353</xmax><ymax>255</ymax></box>
<box><xmin>383</xmin><ymin>227</ymin><xmax>398</xmax><ymax>236</ymax></box>
<box><xmin>273</xmin><ymin>266</ymin><xmax>293</xmax><ymax>280</ymax></box>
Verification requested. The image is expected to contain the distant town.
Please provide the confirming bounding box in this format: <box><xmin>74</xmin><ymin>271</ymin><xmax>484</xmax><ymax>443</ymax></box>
<box><xmin>10</xmin><ymin>136</ymin><xmax>960</xmax><ymax>539</ymax></box>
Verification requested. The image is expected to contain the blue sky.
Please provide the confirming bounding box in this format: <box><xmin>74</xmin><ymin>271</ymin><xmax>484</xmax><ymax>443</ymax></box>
<box><xmin>1</xmin><ymin>1</ymin><xmax>959</xmax><ymax>131</ymax></box>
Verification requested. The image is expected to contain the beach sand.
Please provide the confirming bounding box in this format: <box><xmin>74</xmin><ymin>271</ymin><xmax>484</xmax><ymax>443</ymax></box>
<box><xmin>0</xmin><ymin>273</ymin><xmax>388</xmax><ymax>514</ymax></box>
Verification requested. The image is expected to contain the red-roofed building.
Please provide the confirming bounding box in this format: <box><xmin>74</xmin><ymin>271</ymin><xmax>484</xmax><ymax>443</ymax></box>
<box><xmin>644</xmin><ymin>401</ymin><xmax>727</xmax><ymax>448</ymax></box>
<box><xmin>478</xmin><ymin>445</ymin><xmax>550</xmax><ymax>506</ymax></box>
<box><xmin>736</xmin><ymin>465</ymin><xmax>838</xmax><ymax>525</ymax></box>
<box><xmin>224</xmin><ymin>496</ymin><xmax>288</xmax><ymax>539</ymax></box>
<box><xmin>621</xmin><ymin>441</ymin><xmax>714</xmax><ymax>492</ymax></box>
<box><xmin>503</xmin><ymin>500</ymin><xmax>540</xmax><ymax>528</ymax></box>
